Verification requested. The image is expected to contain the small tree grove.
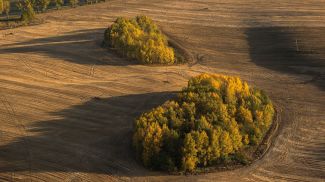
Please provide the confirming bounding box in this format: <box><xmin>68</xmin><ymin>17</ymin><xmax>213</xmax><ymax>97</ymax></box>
<box><xmin>68</xmin><ymin>0</ymin><xmax>79</xmax><ymax>7</ymax></box>
<box><xmin>17</xmin><ymin>0</ymin><xmax>35</xmax><ymax>23</ymax></box>
<box><xmin>0</xmin><ymin>0</ymin><xmax>10</xmax><ymax>19</ymax></box>
<box><xmin>133</xmin><ymin>73</ymin><xmax>275</xmax><ymax>172</ymax></box>
<box><xmin>54</xmin><ymin>0</ymin><xmax>64</xmax><ymax>9</ymax></box>
<box><xmin>104</xmin><ymin>16</ymin><xmax>177</xmax><ymax>64</ymax></box>
<box><xmin>0</xmin><ymin>0</ymin><xmax>2</xmax><ymax>12</ymax></box>
<box><xmin>34</xmin><ymin>0</ymin><xmax>51</xmax><ymax>12</ymax></box>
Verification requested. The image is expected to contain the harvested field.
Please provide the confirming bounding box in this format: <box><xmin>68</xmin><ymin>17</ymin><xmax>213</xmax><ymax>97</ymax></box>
<box><xmin>0</xmin><ymin>0</ymin><xmax>324</xmax><ymax>181</ymax></box>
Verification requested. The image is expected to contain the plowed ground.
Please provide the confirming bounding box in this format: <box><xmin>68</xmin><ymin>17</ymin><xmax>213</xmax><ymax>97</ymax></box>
<box><xmin>0</xmin><ymin>0</ymin><xmax>324</xmax><ymax>181</ymax></box>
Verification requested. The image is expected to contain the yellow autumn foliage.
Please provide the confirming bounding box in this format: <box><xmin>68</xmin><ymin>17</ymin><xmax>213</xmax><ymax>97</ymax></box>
<box><xmin>104</xmin><ymin>16</ymin><xmax>176</xmax><ymax>64</ymax></box>
<box><xmin>133</xmin><ymin>73</ymin><xmax>275</xmax><ymax>172</ymax></box>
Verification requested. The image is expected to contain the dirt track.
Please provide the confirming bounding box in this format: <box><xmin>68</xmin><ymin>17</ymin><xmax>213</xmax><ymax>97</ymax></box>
<box><xmin>0</xmin><ymin>0</ymin><xmax>325</xmax><ymax>181</ymax></box>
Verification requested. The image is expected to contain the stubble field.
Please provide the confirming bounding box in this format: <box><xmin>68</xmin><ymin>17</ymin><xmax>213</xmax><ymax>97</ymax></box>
<box><xmin>0</xmin><ymin>0</ymin><xmax>324</xmax><ymax>181</ymax></box>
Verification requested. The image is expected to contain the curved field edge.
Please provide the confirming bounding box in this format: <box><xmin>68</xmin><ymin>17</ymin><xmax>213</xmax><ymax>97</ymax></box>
<box><xmin>164</xmin><ymin>32</ymin><xmax>194</xmax><ymax>64</ymax></box>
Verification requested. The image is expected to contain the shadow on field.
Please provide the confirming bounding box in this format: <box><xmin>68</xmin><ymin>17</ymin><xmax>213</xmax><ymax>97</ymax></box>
<box><xmin>245</xmin><ymin>26</ymin><xmax>325</xmax><ymax>90</ymax></box>
<box><xmin>0</xmin><ymin>92</ymin><xmax>176</xmax><ymax>177</ymax></box>
<box><xmin>0</xmin><ymin>28</ymin><xmax>135</xmax><ymax>66</ymax></box>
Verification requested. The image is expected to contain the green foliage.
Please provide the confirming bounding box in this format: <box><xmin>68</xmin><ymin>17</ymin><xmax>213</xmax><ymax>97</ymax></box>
<box><xmin>34</xmin><ymin>0</ymin><xmax>50</xmax><ymax>12</ymax></box>
<box><xmin>133</xmin><ymin>74</ymin><xmax>275</xmax><ymax>172</ymax></box>
<box><xmin>85</xmin><ymin>0</ymin><xmax>100</xmax><ymax>4</ymax></box>
<box><xmin>54</xmin><ymin>0</ymin><xmax>64</xmax><ymax>9</ymax></box>
<box><xmin>104</xmin><ymin>16</ymin><xmax>176</xmax><ymax>64</ymax></box>
<box><xmin>182</xmin><ymin>133</ymin><xmax>198</xmax><ymax>171</ymax></box>
<box><xmin>68</xmin><ymin>0</ymin><xmax>78</xmax><ymax>7</ymax></box>
<box><xmin>233</xmin><ymin>152</ymin><xmax>249</xmax><ymax>165</ymax></box>
<box><xmin>3</xmin><ymin>0</ymin><xmax>10</xmax><ymax>18</ymax></box>
<box><xmin>17</xmin><ymin>0</ymin><xmax>35</xmax><ymax>23</ymax></box>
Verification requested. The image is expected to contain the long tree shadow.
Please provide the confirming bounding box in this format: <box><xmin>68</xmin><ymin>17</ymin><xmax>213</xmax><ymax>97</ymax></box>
<box><xmin>0</xmin><ymin>28</ymin><xmax>135</xmax><ymax>66</ymax></box>
<box><xmin>245</xmin><ymin>26</ymin><xmax>325</xmax><ymax>90</ymax></box>
<box><xmin>0</xmin><ymin>92</ymin><xmax>176</xmax><ymax>178</ymax></box>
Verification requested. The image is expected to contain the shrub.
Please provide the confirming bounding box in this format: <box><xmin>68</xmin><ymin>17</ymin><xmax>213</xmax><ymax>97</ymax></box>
<box><xmin>3</xmin><ymin>0</ymin><xmax>10</xmax><ymax>19</ymax></box>
<box><xmin>0</xmin><ymin>0</ymin><xmax>3</xmax><ymax>13</ymax></box>
<box><xmin>34</xmin><ymin>0</ymin><xmax>50</xmax><ymax>12</ymax></box>
<box><xmin>104</xmin><ymin>16</ymin><xmax>176</xmax><ymax>64</ymax></box>
<box><xmin>68</xmin><ymin>0</ymin><xmax>78</xmax><ymax>7</ymax></box>
<box><xmin>17</xmin><ymin>0</ymin><xmax>35</xmax><ymax>23</ymax></box>
<box><xmin>54</xmin><ymin>0</ymin><xmax>64</xmax><ymax>9</ymax></box>
<box><xmin>133</xmin><ymin>74</ymin><xmax>275</xmax><ymax>172</ymax></box>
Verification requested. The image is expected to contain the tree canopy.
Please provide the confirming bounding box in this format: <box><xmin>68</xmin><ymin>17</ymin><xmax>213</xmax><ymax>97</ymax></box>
<box><xmin>0</xmin><ymin>0</ymin><xmax>10</xmax><ymax>19</ymax></box>
<box><xmin>17</xmin><ymin>0</ymin><xmax>35</xmax><ymax>23</ymax></box>
<box><xmin>133</xmin><ymin>74</ymin><xmax>275</xmax><ymax>172</ymax></box>
<box><xmin>104</xmin><ymin>16</ymin><xmax>177</xmax><ymax>64</ymax></box>
<box><xmin>34</xmin><ymin>0</ymin><xmax>51</xmax><ymax>12</ymax></box>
